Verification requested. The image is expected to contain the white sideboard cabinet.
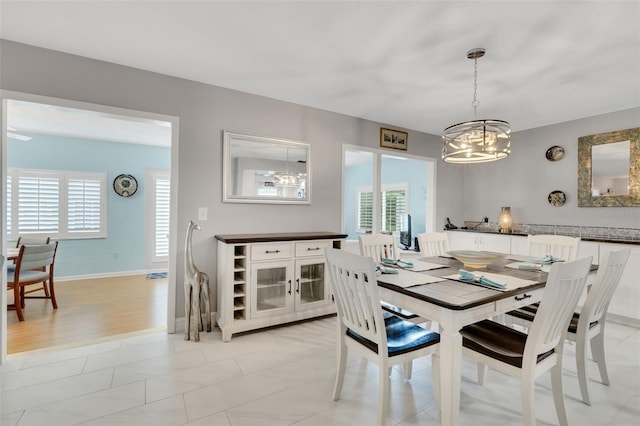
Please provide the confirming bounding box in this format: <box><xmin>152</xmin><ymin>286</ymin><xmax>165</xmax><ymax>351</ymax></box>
<box><xmin>215</xmin><ymin>232</ymin><xmax>346</xmax><ymax>341</ymax></box>
<box><xmin>447</xmin><ymin>230</ymin><xmax>512</xmax><ymax>253</ymax></box>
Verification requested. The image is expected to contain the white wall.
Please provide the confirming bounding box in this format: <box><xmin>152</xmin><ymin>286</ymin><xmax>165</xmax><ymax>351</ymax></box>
<box><xmin>0</xmin><ymin>40</ymin><xmax>458</xmax><ymax>319</ymax></box>
<box><xmin>460</xmin><ymin>108</ymin><xmax>640</xmax><ymax>228</ymax></box>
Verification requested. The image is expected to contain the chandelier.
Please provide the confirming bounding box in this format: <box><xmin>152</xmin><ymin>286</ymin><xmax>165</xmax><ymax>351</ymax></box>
<box><xmin>274</xmin><ymin>171</ymin><xmax>301</xmax><ymax>187</ymax></box>
<box><xmin>442</xmin><ymin>48</ymin><xmax>511</xmax><ymax>163</ymax></box>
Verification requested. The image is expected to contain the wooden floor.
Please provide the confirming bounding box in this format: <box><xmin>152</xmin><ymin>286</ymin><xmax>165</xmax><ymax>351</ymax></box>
<box><xmin>7</xmin><ymin>274</ymin><xmax>168</xmax><ymax>354</ymax></box>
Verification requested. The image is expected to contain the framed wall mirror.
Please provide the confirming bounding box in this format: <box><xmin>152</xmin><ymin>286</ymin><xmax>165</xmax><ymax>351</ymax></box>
<box><xmin>578</xmin><ymin>127</ymin><xmax>639</xmax><ymax>207</ymax></box>
<box><xmin>223</xmin><ymin>131</ymin><xmax>311</xmax><ymax>204</ymax></box>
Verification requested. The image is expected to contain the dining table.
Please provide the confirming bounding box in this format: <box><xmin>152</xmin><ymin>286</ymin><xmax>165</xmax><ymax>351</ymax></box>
<box><xmin>376</xmin><ymin>255</ymin><xmax>596</xmax><ymax>426</ymax></box>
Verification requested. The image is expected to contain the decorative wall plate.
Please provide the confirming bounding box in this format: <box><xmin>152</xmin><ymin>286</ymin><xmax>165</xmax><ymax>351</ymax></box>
<box><xmin>548</xmin><ymin>190</ymin><xmax>566</xmax><ymax>206</ymax></box>
<box><xmin>113</xmin><ymin>174</ymin><xmax>138</xmax><ymax>197</ymax></box>
<box><xmin>545</xmin><ymin>146</ymin><xmax>565</xmax><ymax>161</ymax></box>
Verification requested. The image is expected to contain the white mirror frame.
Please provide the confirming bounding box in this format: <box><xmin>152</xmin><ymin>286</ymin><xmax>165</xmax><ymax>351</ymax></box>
<box><xmin>222</xmin><ymin>131</ymin><xmax>311</xmax><ymax>204</ymax></box>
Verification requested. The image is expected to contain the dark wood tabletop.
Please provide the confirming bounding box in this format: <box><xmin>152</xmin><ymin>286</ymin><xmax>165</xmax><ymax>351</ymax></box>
<box><xmin>378</xmin><ymin>256</ymin><xmax>596</xmax><ymax>311</ymax></box>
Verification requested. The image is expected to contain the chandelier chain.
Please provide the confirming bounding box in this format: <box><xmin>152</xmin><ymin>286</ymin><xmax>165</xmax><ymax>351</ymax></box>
<box><xmin>471</xmin><ymin>58</ymin><xmax>480</xmax><ymax>115</ymax></box>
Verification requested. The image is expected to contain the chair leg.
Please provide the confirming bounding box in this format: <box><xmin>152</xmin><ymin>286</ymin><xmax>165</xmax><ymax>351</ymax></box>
<box><xmin>551</xmin><ymin>363</ymin><xmax>569</xmax><ymax>426</ymax></box>
<box><xmin>575</xmin><ymin>334</ymin><xmax>591</xmax><ymax>405</ymax></box>
<box><xmin>333</xmin><ymin>341</ymin><xmax>348</xmax><ymax>400</ymax></box>
<box><xmin>591</xmin><ymin>330</ymin><xmax>610</xmax><ymax>386</ymax></box>
<box><xmin>402</xmin><ymin>361</ymin><xmax>413</xmax><ymax>380</ymax></box>
<box><xmin>48</xmin><ymin>279</ymin><xmax>58</xmax><ymax>309</ymax></box>
<box><xmin>432</xmin><ymin>353</ymin><xmax>441</xmax><ymax>410</ymax></box>
<box><xmin>378</xmin><ymin>364</ymin><xmax>391</xmax><ymax>426</ymax></box>
<box><xmin>13</xmin><ymin>285</ymin><xmax>25</xmax><ymax>321</ymax></box>
<box><xmin>521</xmin><ymin>374</ymin><xmax>536</xmax><ymax>426</ymax></box>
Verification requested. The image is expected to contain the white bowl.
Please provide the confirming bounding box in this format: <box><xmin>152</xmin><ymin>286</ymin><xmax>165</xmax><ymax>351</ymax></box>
<box><xmin>448</xmin><ymin>250</ymin><xmax>506</xmax><ymax>269</ymax></box>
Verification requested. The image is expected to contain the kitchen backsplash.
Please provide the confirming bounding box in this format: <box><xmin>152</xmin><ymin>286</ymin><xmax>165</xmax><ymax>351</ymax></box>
<box><xmin>463</xmin><ymin>221</ymin><xmax>640</xmax><ymax>242</ymax></box>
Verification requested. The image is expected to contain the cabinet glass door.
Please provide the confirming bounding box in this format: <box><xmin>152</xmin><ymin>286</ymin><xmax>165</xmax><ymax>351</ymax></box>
<box><xmin>295</xmin><ymin>259</ymin><xmax>327</xmax><ymax>310</ymax></box>
<box><xmin>251</xmin><ymin>262</ymin><xmax>293</xmax><ymax>317</ymax></box>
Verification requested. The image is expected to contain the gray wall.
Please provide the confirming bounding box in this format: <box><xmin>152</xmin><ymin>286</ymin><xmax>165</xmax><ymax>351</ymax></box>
<box><xmin>3</xmin><ymin>40</ymin><xmax>635</xmax><ymax>321</ymax></box>
<box><xmin>460</xmin><ymin>108</ymin><xmax>640</xmax><ymax>228</ymax></box>
<box><xmin>0</xmin><ymin>40</ymin><xmax>458</xmax><ymax>318</ymax></box>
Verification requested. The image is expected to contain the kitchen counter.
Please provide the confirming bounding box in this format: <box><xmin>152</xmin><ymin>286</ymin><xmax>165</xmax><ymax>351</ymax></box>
<box><xmin>447</xmin><ymin>227</ymin><xmax>640</xmax><ymax>245</ymax></box>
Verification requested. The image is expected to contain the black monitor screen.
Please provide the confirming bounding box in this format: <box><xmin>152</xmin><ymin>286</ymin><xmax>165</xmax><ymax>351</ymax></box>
<box><xmin>399</xmin><ymin>214</ymin><xmax>412</xmax><ymax>250</ymax></box>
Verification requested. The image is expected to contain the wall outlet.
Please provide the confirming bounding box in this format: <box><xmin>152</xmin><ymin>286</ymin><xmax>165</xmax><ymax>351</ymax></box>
<box><xmin>198</xmin><ymin>207</ymin><xmax>208</xmax><ymax>221</ymax></box>
<box><xmin>482</xmin><ymin>216</ymin><xmax>488</xmax><ymax>223</ymax></box>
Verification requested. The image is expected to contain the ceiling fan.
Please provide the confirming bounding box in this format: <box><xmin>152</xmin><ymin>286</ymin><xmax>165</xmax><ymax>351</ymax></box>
<box><xmin>7</xmin><ymin>126</ymin><xmax>32</xmax><ymax>141</ymax></box>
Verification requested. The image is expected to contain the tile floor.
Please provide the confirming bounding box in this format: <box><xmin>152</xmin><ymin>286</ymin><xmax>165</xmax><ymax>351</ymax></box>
<box><xmin>1</xmin><ymin>317</ymin><xmax>639</xmax><ymax>426</ymax></box>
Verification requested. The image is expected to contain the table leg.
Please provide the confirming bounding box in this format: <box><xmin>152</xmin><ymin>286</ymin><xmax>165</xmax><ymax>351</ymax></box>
<box><xmin>439</xmin><ymin>322</ymin><xmax>462</xmax><ymax>425</ymax></box>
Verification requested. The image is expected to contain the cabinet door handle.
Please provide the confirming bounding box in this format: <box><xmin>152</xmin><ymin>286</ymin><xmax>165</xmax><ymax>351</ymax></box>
<box><xmin>306</xmin><ymin>247</ymin><xmax>321</xmax><ymax>251</ymax></box>
<box><xmin>265</xmin><ymin>249</ymin><xmax>281</xmax><ymax>254</ymax></box>
<box><xmin>288</xmin><ymin>280</ymin><xmax>292</xmax><ymax>295</ymax></box>
<box><xmin>515</xmin><ymin>293</ymin><xmax>532</xmax><ymax>301</ymax></box>
<box><xmin>296</xmin><ymin>278</ymin><xmax>300</xmax><ymax>293</ymax></box>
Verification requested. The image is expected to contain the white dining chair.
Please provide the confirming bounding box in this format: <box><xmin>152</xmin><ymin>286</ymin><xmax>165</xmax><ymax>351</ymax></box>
<box><xmin>507</xmin><ymin>247</ymin><xmax>630</xmax><ymax>405</ymax></box>
<box><xmin>416</xmin><ymin>232</ymin><xmax>450</xmax><ymax>257</ymax></box>
<box><xmin>325</xmin><ymin>248</ymin><xmax>440</xmax><ymax>426</ymax></box>
<box><xmin>460</xmin><ymin>256</ymin><xmax>592</xmax><ymax>426</ymax></box>
<box><xmin>527</xmin><ymin>234</ymin><xmax>580</xmax><ymax>261</ymax></box>
<box><xmin>359</xmin><ymin>234</ymin><xmax>430</xmax><ymax>326</ymax></box>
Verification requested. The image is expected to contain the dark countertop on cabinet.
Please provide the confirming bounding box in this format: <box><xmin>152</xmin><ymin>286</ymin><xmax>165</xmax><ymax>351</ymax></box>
<box><xmin>215</xmin><ymin>231</ymin><xmax>348</xmax><ymax>244</ymax></box>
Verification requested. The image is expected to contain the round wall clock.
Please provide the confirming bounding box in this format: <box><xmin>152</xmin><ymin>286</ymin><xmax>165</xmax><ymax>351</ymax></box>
<box><xmin>113</xmin><ymin>174</ymin><xmax>138</xmax><ymax>197</ymax></box>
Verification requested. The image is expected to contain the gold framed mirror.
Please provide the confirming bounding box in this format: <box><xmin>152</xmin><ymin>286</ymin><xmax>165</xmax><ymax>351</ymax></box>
<box><xmin>578</xmin><ymin>127</ymin><xmax>639</xmax><ymax>207</ymax></box>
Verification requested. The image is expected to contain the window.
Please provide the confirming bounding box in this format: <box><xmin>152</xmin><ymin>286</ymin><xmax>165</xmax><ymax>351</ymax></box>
<box><xmin>7</xmin><ymin>168</ymin><xmax>107</xmax><ymax>239</ymax></box>
<box><xmin>356</xmin><ymin>183</ymin><xmax>408</xmax><ymax>234</ymax></box>
<box><xmin>145</xmin><ymin>169</ymin><xmax>170</xmax><ymax>266</ymax></box>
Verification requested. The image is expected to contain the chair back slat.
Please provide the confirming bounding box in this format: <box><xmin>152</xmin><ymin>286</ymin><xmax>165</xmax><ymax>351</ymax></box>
<box><xmin>16</xmin><ymin>236</ymin><xmax>51</xmax><ymax>247</ymax></box>
<box><xmin>359</xmin><ymin>234</ymin><xmax>398</xmax><ymax>262</ymax></box>
<box><xmin>527</xmin><ymin>234</ymin><xmax>580</xmax><ymax>261</ymax></box>
<box><xmin>325</xmin><ymin>248</ymin><xmax>385</xmax><ymax>346</ymax></box>
<box><xmin>582</xmin><ymin>248</ymin><xmax>630</xmax><ymax>324</ymax></box>
<box><xmin>526</xmin><ymin>256</ymin><xmax>591</xmax><ymax>357</ymax></box>
<box><xmin>17</xmin><ymin>243</ymin><xmax>57</xmax><ymax>272</ymax></box>
<box><xmin>417</xmin><ymin>232</ymin><xmax>450</xmax><ymax>257</ymax></box>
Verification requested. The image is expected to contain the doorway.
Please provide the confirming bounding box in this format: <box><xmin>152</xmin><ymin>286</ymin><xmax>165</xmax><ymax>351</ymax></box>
<box><xmin>1</xmin><ymin>91</ymin><xmax>179</xmax><ymax>361</ymax></box>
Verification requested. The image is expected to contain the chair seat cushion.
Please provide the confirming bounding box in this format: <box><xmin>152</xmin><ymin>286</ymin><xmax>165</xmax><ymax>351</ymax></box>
<box><xmin>381</xmin><ymin>301</ymin><xmax>420</xmax><ymax>320</ymax></box>
<box><xmin>347</xmin><ymin>314</ymin><xmax>439</xmax><ymax>357</ymax></box>
<box><xmin>508</xmin><ymin>303</ymin><xmax>598</xmax><ymax>334</ymax></box>
<box><xmin>461</xmin><ymin>319</ymin><xmax>554</xmax><ymax>368</ymax></box>
<box><xmin>8</xmin><ymin>270</ymin><xmax>49</xmax><ymax>284</ymax></box>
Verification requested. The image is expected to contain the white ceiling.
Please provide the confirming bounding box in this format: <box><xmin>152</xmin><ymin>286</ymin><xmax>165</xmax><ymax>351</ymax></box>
<box><xmin>1</xmin><ymin>1</ymin><xmax>639</xmax><ymax>141</ymax></box>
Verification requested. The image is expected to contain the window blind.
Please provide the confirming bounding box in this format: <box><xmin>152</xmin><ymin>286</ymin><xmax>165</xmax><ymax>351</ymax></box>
<box><xmin>18</xmin><ymin>175</ymin><xmax>60</xmax><ymax>233</ymax></box>
<box><xmin>67</xmin><ymin>179</ymin><xmax>102</xmax><ymax>232</ymax></box>
<box><xmin>154</xmin><ymin>176</ymin><xmax>171</xmax><ymax>258</ymax></box>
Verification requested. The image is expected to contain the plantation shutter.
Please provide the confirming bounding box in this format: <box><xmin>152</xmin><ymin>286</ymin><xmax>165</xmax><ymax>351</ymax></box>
<box><xmin>154</xmin><ymin>176</ymin><xmax>171</xmax><ymax>259</ymax></box>
<box><xmin>357</xmin><ymin>191</ymin><xmax>373</xmax><ymax>231</ymax></box>
<box><xmin>6</xmin><ymin>176</ymin><xmax>11</xmax><ymax>234</ymax></box>
<box><xmin>18</xmin><ymin>175</ymin><xmax>60</xmax><ymax>233</ymax></box>
<box><xmin>381</xmin><ymin>189</ymin><xmax>407</xmax><ymax>232</ymax></box>
<box><xmin>67</xmin><ymin>178</ymin><xmax>102</xmax><ymax>233</ymax></box>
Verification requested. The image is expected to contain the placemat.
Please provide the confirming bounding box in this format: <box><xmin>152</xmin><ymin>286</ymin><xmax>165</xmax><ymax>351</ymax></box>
<box><xmin>398</xmin><ymin>259</ymin><xmax>448</xmax><ymax>272</ymax></box>
<box><xmin>443</xmin><ymin>271</ymin><xmax>539</xmax><ymax>292</ymax></box>
<box><xmin>378</xmin><ymin>269</ymin><xmax>447</xmax><ymax>288</ymax></box>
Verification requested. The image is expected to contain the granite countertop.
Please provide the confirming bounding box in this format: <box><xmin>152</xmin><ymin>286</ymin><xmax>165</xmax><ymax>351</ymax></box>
<box><xmin>447</xmin><ymin>228</ymin><xmax>640</xmax><ymax>245</ymax></box>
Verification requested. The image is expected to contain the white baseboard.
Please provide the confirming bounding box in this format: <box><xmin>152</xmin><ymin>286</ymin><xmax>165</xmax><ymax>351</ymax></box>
<box><xmin>57</xmin><ymin>269</ymin><xmax>166</xmax><ymax>282</ymax></box>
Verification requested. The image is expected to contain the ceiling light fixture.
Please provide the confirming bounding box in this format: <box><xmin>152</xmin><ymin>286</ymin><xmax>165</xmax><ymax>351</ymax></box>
<box><xmin>442</xmin><ymin>48</ymin><xmax>511</xmax><ymax>163</ymax></box>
